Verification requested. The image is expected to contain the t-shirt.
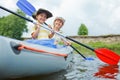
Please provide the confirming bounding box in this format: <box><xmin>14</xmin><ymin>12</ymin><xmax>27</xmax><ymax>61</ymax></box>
<box><xmin>32</xmin><ymin>24</ymin><xmax>50</xmax><ymax>40</ymax></box>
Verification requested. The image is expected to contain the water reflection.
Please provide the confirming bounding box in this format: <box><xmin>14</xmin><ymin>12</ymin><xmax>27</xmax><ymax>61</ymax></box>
<box><xmin>94</xmin><ymin>65</ymin><xmax>119</xmax><ymax>79</ymax></box>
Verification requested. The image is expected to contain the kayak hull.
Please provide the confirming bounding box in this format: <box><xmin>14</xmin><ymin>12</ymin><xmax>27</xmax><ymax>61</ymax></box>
<box><xmin>0</xmin><ymin>36</ymin><xmax>73</xmax><ymax>79</ymax></box>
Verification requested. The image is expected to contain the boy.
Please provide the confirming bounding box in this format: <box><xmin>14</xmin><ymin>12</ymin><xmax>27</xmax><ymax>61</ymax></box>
<box><xmin>31</xmin><ymin>8</ymin><xmax>52</xmax><ymax>39</ymax></box>
<box><xmin>49</xmin><ymin>17</ymin><xmax>71</xmax><ymax>46</ymax></box>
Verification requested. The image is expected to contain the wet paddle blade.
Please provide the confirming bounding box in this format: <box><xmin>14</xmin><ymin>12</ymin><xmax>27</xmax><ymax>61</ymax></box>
<box><xmin>17</xmin><ymin>0</ymin><xmax>36</xmax><ymax>16</ymax></box>
<box><xmin>95</xmin><ymin>48</ymin><xmax>120</xmax><ymax>65</ymax></box>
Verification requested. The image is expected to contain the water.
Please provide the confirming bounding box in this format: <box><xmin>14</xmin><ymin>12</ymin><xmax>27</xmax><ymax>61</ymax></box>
<box><xmin>65</xmin><ymin>54</ymin><xmax>120</xmax><ymax>80</ymax></box>
<box><xmin>8</xmin><ymin>54</ymin><xmax>120</xmax><ymax>80</ymax></box>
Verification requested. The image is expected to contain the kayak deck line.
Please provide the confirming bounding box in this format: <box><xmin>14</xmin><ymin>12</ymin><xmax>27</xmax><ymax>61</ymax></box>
<box><xmin>17</xmin><ymin>44</ymin><xmax>68</xmax><ymax>57</ymax></box>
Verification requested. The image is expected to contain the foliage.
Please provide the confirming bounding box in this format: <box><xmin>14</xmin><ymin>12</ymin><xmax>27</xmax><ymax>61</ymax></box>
<box><xmin>78</xmin><ymin>24</ymin><xmax>88</xmax><ymax>35</ymax></box>
<box><xmin>72</xmin><ymin>43</ymin><xmax>94</xmax><ymax>56</ymax></box>
<box><xmin>0</xmin><ymin>9</ymin><xmax>28</xmax><ymax>40</ymax></box>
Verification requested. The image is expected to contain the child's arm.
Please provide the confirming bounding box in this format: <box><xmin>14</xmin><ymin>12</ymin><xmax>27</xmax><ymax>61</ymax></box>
<box><xmin>48</xmin><ymin>24</ymin><xmax>52</xmax><ymax>29</ymax></box>
<box><xmin>61</xmin><ymin>38</ymin><xmax>71</xmax><ymax>46</ymax></box>
<box><xmin>31</xmin><ymin>24</ymin><xmax>40</xmax><ymax>39</ymax></box>
<box><xmin>48</xmin><ymin>25</ymin><xmax>55</xmax><ymax>38</ymax></box>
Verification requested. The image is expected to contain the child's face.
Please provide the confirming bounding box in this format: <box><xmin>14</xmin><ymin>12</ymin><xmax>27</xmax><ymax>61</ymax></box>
<box><xmin>54</xmin><ymin>19</ymin><xmax>63</xmax><ymax>29</ymax></box>
<box><xmin>36</xmin><ymin>13</ymin><xmax>47</xmax><ymax>24</ymax></box>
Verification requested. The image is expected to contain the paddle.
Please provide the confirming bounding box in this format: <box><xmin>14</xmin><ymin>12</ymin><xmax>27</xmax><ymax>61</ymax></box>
<box><xmin>1</xmin><ymin>6</ymin><xmax>119</xmax><ymax>65</ymax></box>
<box><xmin>17</xmin><ymin>0</ymin><xmax>36</xmax><ymax>16</ymax></box>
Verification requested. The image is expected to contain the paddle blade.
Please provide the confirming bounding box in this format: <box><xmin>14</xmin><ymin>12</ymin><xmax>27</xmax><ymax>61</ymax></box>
<box><xmin>17</xmin><ymin>0</ymin><xmax>36</xmax><ymax>16</ymax></box>
<box><xmin>85</xmin><ymin>57</ymin><xmax>94</xmax><ymax>60</ymax></box>
<box><xmin>95</xmin><ymin>48</ymin><xmax>120</xmax><ymax>65</ymax></box>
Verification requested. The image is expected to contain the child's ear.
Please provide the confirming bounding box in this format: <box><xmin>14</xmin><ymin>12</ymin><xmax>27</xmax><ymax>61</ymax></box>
<box><xmin>36</xmin><ymin>16</ymin><xmax>38</xmax><ymax>19</ymax></box>
<box><xmin>36</xmin><ymin>15</ymin><xmax>39</xmax><ymax>20</ymax></box>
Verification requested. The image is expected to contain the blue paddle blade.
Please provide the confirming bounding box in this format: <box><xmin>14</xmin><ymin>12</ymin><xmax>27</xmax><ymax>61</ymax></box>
<box><xmin>17</xmin><ymin>0</ymin><xmax>36</xmax><ymax>16</ymax></box>
<box><xmin>85</xmin><ymin>57</ymin><xmax>94</xmax><ymax>60</ymax></box>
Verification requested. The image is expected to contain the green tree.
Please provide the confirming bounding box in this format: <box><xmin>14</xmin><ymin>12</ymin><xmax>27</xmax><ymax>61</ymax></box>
<box><xmin>0</xmin><ymin>9</ymin><xmax>28</xmax><ymax>40</ymax></box>
<box><xmin>78</xmin><ymin>24</ymin><xmax>88</xmax><ymax>35</ymax></box>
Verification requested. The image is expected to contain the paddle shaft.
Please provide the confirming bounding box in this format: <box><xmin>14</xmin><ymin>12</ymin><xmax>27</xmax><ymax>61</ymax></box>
<box><xmin>0</xmin><ymin>6</ymin><xmax>94</xmax><ymax>51</ymax></box>
<box><xmin>70</xmin><ymin>45</ymin><xmax>86</xmax><ymax>59</ymax></box>
<box><xmin>0</xmin><ymin>6</ymin><xmax>33</xmax><ymax>23</ymax></box>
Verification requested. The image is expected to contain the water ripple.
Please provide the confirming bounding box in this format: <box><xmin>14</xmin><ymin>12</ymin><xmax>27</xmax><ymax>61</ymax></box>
<box><xmin>65</xmin><ymin>54</ymin><xmax>120</xmax><ymax>80</ymax></box>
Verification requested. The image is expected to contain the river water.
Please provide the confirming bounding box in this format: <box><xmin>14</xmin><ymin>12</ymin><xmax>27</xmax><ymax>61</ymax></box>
<box><xmin>9</xmin><ymin>54</ymin><xmax>120</xmax><ymax>80</ymax></box>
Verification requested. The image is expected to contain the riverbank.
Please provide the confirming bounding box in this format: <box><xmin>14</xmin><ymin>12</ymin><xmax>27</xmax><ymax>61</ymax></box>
<box><xmin>69</xmin><ymin>34</ymin><xmax>120</xmax><ymax>43</ymax></box>
<box><xmin>69</xmin><ymin>35</ymin><xmax>120</xmax><ymax>56</ymax></box>
<box><xmin>72</xmin><ymin>41</ymin><xmax>120</xmax><ymax>56</ymax></box>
